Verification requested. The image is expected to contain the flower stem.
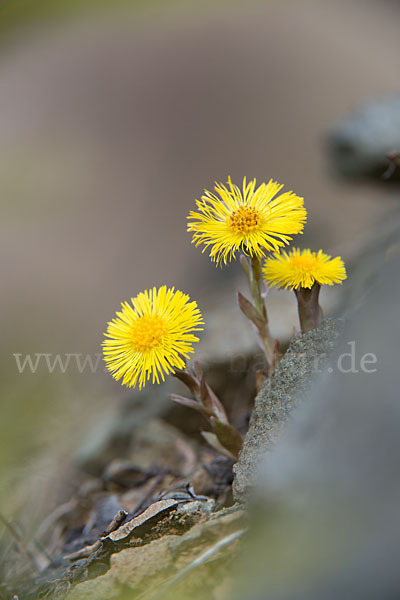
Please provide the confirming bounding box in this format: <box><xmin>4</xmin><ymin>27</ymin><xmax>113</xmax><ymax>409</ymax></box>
<box><xmin>249</xmin><ymin>255</ymin><xmax>266</xmax><ymax>318</ymax></box>
<box><xmin>294</xmin><ymin>283</ymin><xmax>323</xmax><ymax>333</ymax></box>
<box><xmin>239</xmin><ymin>255</ymin><xmax>281</xmax><ymax>373</ymax></box>
<box><xmin>170</xmin><ymin>364</ymin><xmax>242</xmax><ymax>460</ymax></box>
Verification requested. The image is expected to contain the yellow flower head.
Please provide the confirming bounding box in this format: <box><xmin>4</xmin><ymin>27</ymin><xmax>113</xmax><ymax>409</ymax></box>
<box><xmin>103</xmin><ymin>286</ymin><xmax>204</xmax><ymax>390</ymax></box>
<box><xmin>187</xmin><ymin>177</ymin><xmax>307</xmax><ymax>265</ymax></box>
<box><xmin>263</xmin><ymin>248</ymin><xmax>347</xmax><ymax>290</ymax></box>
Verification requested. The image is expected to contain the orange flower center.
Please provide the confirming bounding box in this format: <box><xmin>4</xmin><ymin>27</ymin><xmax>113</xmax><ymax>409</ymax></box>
<box><xmin>131</xmin><ymin>315</ymin><xmax>167</xmax><ymax>351</ymax></box>
<box><xmin>290</xmin><ymin>255</ymin><xmax>319</xmax><ymax>273</ymax></box>
<box><xmin>230</xmin><ymin>206</ymin><xmax>260</xmax><ymax>233</ymax></box>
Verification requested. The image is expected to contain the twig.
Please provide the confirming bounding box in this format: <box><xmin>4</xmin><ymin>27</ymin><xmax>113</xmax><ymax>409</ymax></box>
<box><xmin>64</xmin><ymin>508</ymin><xmax>128</xmax><ymax>561</ymax></box>
<box><xmin>103</xmin><ymin>509</ymin><xmax>128</xmax><ymax>536</ymax></box>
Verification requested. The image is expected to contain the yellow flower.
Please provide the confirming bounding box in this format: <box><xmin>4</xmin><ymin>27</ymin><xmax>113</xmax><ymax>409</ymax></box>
<box><xmin>263</xmin><ymin>248</ymin><xmax>347</xmax><ymax>290</ymax></box>
<box><xmin>187</xmin><ymin>177</ymin><xmax>307</xmax><ymax>265</ymax></box>
<box><xmin>103</xmin><ymin>286</ymin><xmax>204</xmax><ymax>390</ymax></box>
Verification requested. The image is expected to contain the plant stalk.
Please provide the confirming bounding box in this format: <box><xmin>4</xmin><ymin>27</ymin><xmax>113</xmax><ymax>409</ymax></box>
<box><xmin>294</xmin><ymin>282</ymin><xmax>323</xmax><ymax>333</ymax></box>
<box><xmin>240</xmin><ymin>254</ymin><xmax>281</xmax><ymax>373</ymax></box>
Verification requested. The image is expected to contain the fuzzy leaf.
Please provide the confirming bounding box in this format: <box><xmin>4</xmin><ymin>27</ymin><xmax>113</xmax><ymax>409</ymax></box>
<box><xmin>207</xmin><ymin>385</ymin><xmax>229</xmax><ymax>424</ymax></box>
<box><xmin>201</xmin><ymin>431</ymin><xmax>237</xmax><ymax>461</ymax></box>
<box><xmin>194</xmin><ymin>361</ymin><xmax>203</xmax><ymax>380</ymax></box>
<box><xmin>168</xmin><ymin>394</ymin><xmax>213</xmax><ymax>418</ymax></box>
<box><xmin>198</xmin><ymin>371</ymin><xmax>229</xmax><ymax>424</ymax></box>
<box><xmin>172</xmin><ymin>369</ymin><xmax>200</xmax><ymax>397</ymax></box>
<box><xmin>210</xmin><ymin>417</ymin><xmax>242</xmax><ymax>459</ymax></box>
<box><xmin>199</xmin><ymin>371</ymin><xmax>214</xmax><ymax>412</ymax></box>
<box><xmin>237</xmin><ymin>292</ymin><xmax>264</xmax><ymax>328</ymax></box>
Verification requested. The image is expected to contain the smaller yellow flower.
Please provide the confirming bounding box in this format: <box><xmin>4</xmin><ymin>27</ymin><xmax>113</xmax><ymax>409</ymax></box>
<box><xmin>103</xmin><ymin>286</ymin><xmax>203</xmax><ymax>390</ymax></box>
<box><xmin>263</xmin><ymin>248</ymin><xmax>347</xmax><ymax>290</ymax></box>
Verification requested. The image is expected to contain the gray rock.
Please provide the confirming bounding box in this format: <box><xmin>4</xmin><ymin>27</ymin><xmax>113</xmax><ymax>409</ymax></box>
<box><xmin>234</xmin><ymin>252</ymin><xmax>400</xmax><ymax>600</ymax></box>
<box><xmin>65</xmin><ymin>573</ymin><xmax>121</xmax><ymax>600</ymax></box>
<box><xmin>176</xmin><ymin>498</ymin><xmax>216</xmax><ymax>516</ymax></box>
<box><xmin>66</xmin><ymin>506</ymin><xmax>245</xmax><ymax>600</ymax></box>
<box><xmin>233</xmin><ymin>318</ymin><xmax>343</xmax><ymax>502</ymax></box>
<box><xmin>327</xmin><ymin>96</ymin><xmax>400</xmax><ymax>178</ymax></box>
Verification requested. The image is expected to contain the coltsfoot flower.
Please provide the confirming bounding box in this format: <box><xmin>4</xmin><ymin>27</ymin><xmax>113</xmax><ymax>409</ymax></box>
<box><xmin>187</xmin><ymin>177</ymin><xmax>307</xmax><ymax>265</ymax></box>
<box><xmin>263</xmin><ymin>248</ymin><xmax>347</xmax><ymax>290</ymax></box>
<box><xmin>103</xmin><ymin>286</ymin><xmax>204</xmax><ymax>390</ymax></box>
<box><xmin>263</xmin><ymin>248</ymin><xmax>347</xmax><ymax>333</ymax></box>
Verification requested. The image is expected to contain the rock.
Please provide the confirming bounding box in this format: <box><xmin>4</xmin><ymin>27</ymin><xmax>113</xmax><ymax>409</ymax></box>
<box><xmin>74</xmin><ymin>386</ymin><xmax>177</xmax><ymax>475</ymax></box>
<box><xmin>190</xmin><ymin>456</ymin><xmax>234</xmax><ymax>506</ymax></box>
<box><xmin>102</xmin><ymin>459</ymin><xmax>153</xmax><ymax>489</ymax></box>
<box><xmin>107</xmin><ymin>499</ymin><xmax>180</xmax><ymax>544</ymax></box>
<box><xmin>175</xmin><ymin>498</ymin><xmax>215</xmax><ymax>516</ymax></box>
<box><xmin>326</xmin><ymin>95</ymin><xmax>400</xmax><ymax>179</ymax></box>
<box><xmin>235</xmin><ymin>251</ymin><xmax>400</xmax><ymax>600</ymax></box>
<box><xmin>233</xmin><ymin>318</ymin><xmax>344</xmax><ymax>502</ymax></box>
<box><xmin>110</xmin><ymin>507</ymin><xmax>244</xmax><ymax>593</ymax></box>
<box><xmin>65</xmin><ymin>572</ymin><xmax>121</xmax><ymax>600</ymax></box>
<box><xmin>66</xmin><ymin>506</ymin><xmax>245</xmax><ymax>600</ymax></box>
<box><xmin>127</xmin><ymin>418</ymin><xmax>200</xmax><ymax>475</ymax></box>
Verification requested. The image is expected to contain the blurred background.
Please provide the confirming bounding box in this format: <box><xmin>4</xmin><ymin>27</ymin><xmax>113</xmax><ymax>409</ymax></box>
<box><xmin>1</xmin><ymin>0</ymin><xmax>399</xmax><ymax>522</ymax></box>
